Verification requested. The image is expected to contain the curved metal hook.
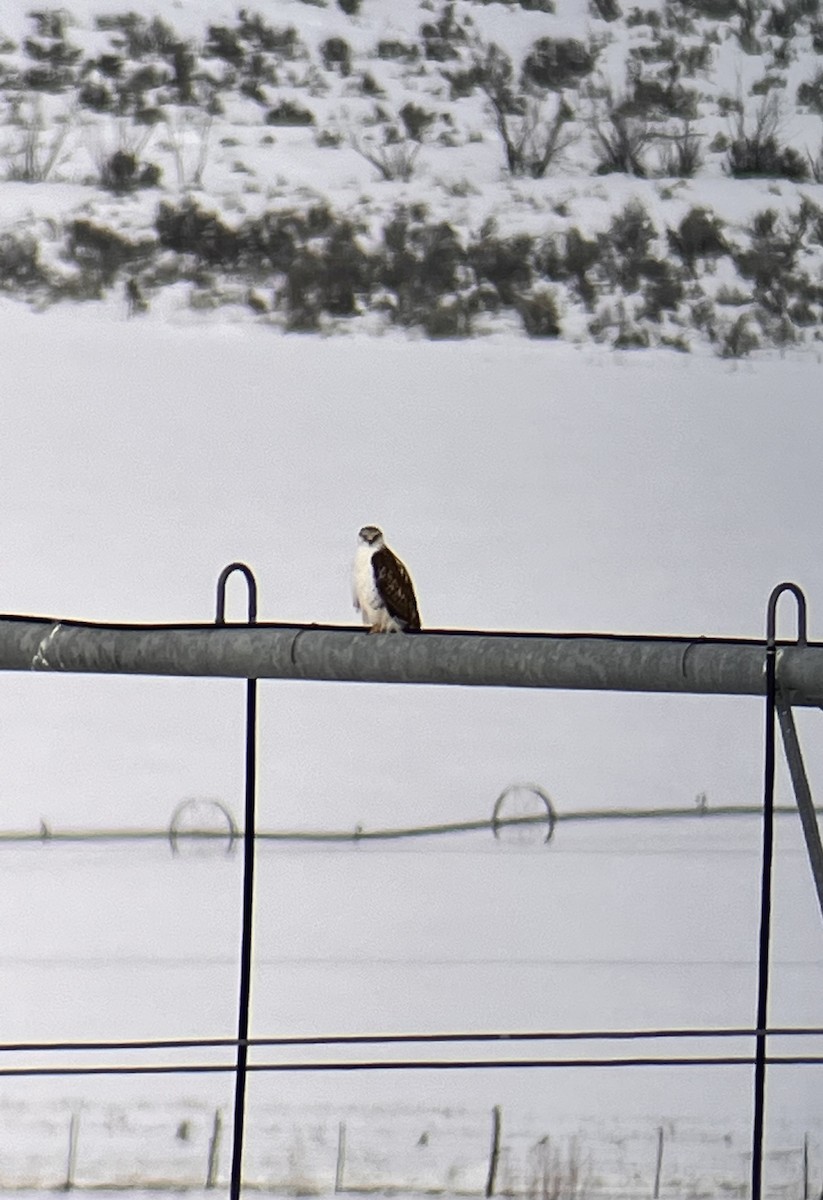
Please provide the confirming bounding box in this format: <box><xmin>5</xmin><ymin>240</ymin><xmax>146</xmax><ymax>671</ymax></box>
<box><xmin>216</xmin><ymin>562</ymin><xmax>258</xmax><ymax>626</ymax></box>
<box><xmin>766</xmin><ymin>581</ymin><xmax>807</xmax><ymax>649</ymax></box>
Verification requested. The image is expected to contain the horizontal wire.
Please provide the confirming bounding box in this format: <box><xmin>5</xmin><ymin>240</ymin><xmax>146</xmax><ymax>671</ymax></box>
<box><xmin>4</xmin><ymin>805</ymin><xmax>819</xmax><ymax>846</ymax></box>
<box><xmin>1</xmin><ymin>1027</ymin><xmax>822</xmax><ymax>1056</ymax></box>
<box><xmin>0</xmin><ymin>1055</ymin><xmax>821</xmax><ymax>1079</ymax></box>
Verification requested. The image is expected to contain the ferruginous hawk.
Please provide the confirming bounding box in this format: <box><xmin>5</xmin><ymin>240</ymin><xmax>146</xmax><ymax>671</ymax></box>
<box><xmin>352</xmin><ymin>525</ymin><xmax>421</xmax><ymax>633</ymax></box>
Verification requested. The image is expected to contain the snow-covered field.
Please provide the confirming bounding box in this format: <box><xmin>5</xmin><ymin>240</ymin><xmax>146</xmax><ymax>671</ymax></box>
<box><xmin>0</xmin><ymin>312</ymin><xmax>821</xmax><ymax>1194</ymax></box>
<box><xmin>1</xmin><ymin>817</ymin><xmax>820</xmax><ymax>1196</ymax></box>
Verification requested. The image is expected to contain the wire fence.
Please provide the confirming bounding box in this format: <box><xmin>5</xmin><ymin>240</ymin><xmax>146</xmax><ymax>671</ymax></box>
<box><xmin>2</xmin><ymin>1095</ymin><xmax>818</xmax><ymax>1198</ymax></box>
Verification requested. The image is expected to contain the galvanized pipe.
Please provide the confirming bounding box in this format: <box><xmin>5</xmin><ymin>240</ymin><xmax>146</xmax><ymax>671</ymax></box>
<box><xmin>3</xmin><ymin>616</ymin><xmax>823</xmax><ymax>702</ymax></box>
<box><xmin>775</xmin><ymin>696</ymin><xmax>823</xmax><ymax>920</ymax></box>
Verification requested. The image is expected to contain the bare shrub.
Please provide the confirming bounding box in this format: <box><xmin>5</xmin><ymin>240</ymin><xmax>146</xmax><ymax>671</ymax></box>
<box><xmin>521</xmin><ymin>36</ymin><xmax>597</xmax><ymax>89</ymax></box>
<box><xmin>320</xmin><ymin>36</ymin><xmax>352</xmax><ymax>76</ymax></box>
<box><xmin>764</xmin><ymin>0</ymin><xmax>810</xmax><ymax>36</ymax></box>
<box><xmin>90</xmin><ymin>118</ymin><xmax>159</xmax><ymax>191</ymax></box>
<box><xmin>515</xmin><ymin>289</ymin><xmax>562</xmax><ymax>336</ymax></box>
<box><xmin>590</xmin><ymin>94</ymin><xmax>654</xmax><ymax>175</ymax></box>
<box><xmin>100</xmin><ymin>148</ymin><xmax>161</xmax><ymax>192</ymax></box>
<box><xmin>625</xmin><ymin>61</ymin><xmax>699</xmax><ymax>119</ymax></box>
<box><xmin>204</xmin><ymin>23</ymin><xmax>246</xmax><ymax>66</ymax></box>
<box><xmin>420</xmin><ymin>3</ymin><xmax>468</xmax><ymax>62</ymax></box>
<box><xmin>498</xmin><ymin>95</ymin><xmax>576</xmax><ymax>177</ymax></box>
<box><xmin>0</xmin><ymin>231</ymin><xmax>47</xmax><ymax>290</ymax></box>
<box><xmin>682</xmin><ymin>0</ymin><xmax>738</xmax><ymax>16</ymax></box>
<box><xmin>639</xmin><ymin>257</ymin><xmax>685</xmax><ymax>319</ymax></box>
<box><xmin>733</xmin><ymin>206</ymin><xmax>802</xmax><ymax>294</ymax></box>
<box><xmin>65</xmin><ymin>219</ymin><xmax>156</xmax><ymax>293</ymax></box>
<box><xmin>735</xmin><ymin>0</ymin><xmax>765</xmax><ymax>52</ymax></box>
<box><xmin>163</xmin><ymin>108</ymin><xmax>214</xmax><ymax>187</ymax></box>
<box><xmin>808</xmin><ymin>139</ymin><xmax>823</xmax><ymax>182</ymax></box>
<box><xmin>535</xmin><ymin>227</ymin><xmax>599</xmax><ymax>308</ymax></box>
<box><xmin>717</xmin><ymin>312</ymin><xmax>760</xmax><ymax>357</ymax></box>
<box><xmin>599</xmin><ymin>198</ymin><xmax>658</xmax><ymax>290</ymax></box>
<box><xmin>352</xmin><ymin>134</ymin><xmax>420</xmax><ymax>180</ymax></box>
<box><xmin>657</xmin><ymin>118</ymin><xmax>704</xmax><ymax>176</ymax></box>
<box><xmin>23</xmin><ymin>9</ymin><xmax>82</xmax><ymax>93</ymax></box>
<box><xmin>96</xmin><ymin>12</ymin><xmax>180</xmax><ymax>59</ymax></box>
<box><xmin>375</xmin><ymin>39</ymin><xmax>420</xmax><ymax>62</ymax></box>
<box><xmin>471</xmin><ymin>43</ymin><xmax>576</xmax><ymax>177</ymax></box>
<box><xmin>797</xmin><ymin>67</ymin><xmax>823</xmax><ymax>114</ymax></box>
<box><xmin>155</xmin><ymin>197</ymin><xmax>241</xmax><ymax>266</ymax></box>
<box><xmin>726</xmin><ymin>94</ymin><xmax>808</xmax><ymax>179</ymax></box>
<box><xmin>282</xmin><ymin>219</ymin><xmax>370</xmax><ymax>329</ymax></box>
<box><xmin>500</xmin><ymin>104</ymin><xmax>570</xmax><ymax>174</ymax></box>
<box><xmin>527</xmin><ymin>1134</ymin><xmax>589</xmax><ymax>1200</ymax></box>
<box><xmin>265</xmin><ymin>99</ymin><xmax>315</xmax><ymax>125</ymax></box>
<box><xmin>667</xmin><ymin>207</ymin><xmax>727</xmax><ymax>273</ymax></box>
<box><xmin>591</xmin><ymin>0</ymin><xmax>623</xmax><ymax>22</ymax></box>
<box><xmin>399</xmin><ymin>101</ymin><xmax>438</xmax><ymax>142</ymax></box>
<box><xmin>469</xmin><ymin>220</ymin><xmax>534</xmax><ymax>303</ymax></box>
<box><xmin>3</xmin><ymin>96</ymin><xmax>74</xmax><ymax>181</ymax></box>
<box><xmin>377</xmin><ymin>207</ymin><xmax>468</xmax><ymax>329</ymax></box>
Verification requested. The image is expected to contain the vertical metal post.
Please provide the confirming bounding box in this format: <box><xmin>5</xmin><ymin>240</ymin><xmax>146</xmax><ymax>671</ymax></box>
<box><xmin>63</xmin><ymin>1110</ymin><xmax>80</xmax><ymax>1192</ymax></box>
<box><xmin>206</xmin><ymin>1109</ymin><xmax>223</xmax><ymax>1190</ymax></box>
<box><xmin>217</xmin><ymin>563</ymin><xmax>259</xmax><ymax>1200</ymax></box>
<box><xmin>485</xmin><ymin>1105</ymin><xmax>502</xmax><ymax>1199</ymax></box>
<box><xmin>653</xmin><ymin>1125</ymin><xmax>664</xmax><ymax>1200</ymax></box>
<box><xmin>335</xmin><ymin>1121</ymin><xmax>347</xmax><ymax>1194</ymax></box>
<box><xmin>753</xmin><ymin>583</ymin><xmax>807</xmax><ymax>1200</ymax></box>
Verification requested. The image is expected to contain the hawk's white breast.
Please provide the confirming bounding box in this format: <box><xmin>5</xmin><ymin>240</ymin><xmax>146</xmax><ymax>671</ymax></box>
<box><xmin>352</xmin><ymin>543</ymin><xmax>383</xmax><ymax>624</ymax></box>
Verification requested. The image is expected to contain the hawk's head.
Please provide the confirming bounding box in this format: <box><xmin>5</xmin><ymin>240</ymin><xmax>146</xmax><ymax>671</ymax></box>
<box><xmin>358</xmin><ymin>525</ymin><xmax>384</xmax><ymax>547</ymax></box>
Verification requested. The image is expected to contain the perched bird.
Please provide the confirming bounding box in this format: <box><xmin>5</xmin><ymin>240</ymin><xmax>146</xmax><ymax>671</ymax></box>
<box><xmin>352</xmin><ymin>525</ymin><xmax>421</xmax><ymax>633</ymax></box>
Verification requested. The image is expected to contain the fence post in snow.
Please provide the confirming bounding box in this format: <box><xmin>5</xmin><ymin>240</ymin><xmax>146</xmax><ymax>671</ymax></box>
<box><xmin>486</xmin><ymin>1106</ymin><xmax>502</xmax><ymax>1199</ymax></box>
<box><xmin>62</xmin><ymin>1111</ymin><xmax>80</xmax><ymax>1192</ymax></box>
<box><xmin>335</xmin><ymin>1121</ymin><xmax>347</xmax><ymax>1193</ymax></box>
<box><xmin>206</xmin><ymin>1109</ymin><xmax>222</xmax><ymax>1189</ymax></box>
<box><xmin>653</xmin><ymin>1126</ymin><xmax>665</xmax><ymax>1199</ymax></box>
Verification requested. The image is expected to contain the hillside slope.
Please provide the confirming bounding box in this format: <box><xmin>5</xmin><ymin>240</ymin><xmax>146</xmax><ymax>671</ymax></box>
<box><xmin>1</xmin><ymin>0</ymin><xmax>822</xmax><ymax>350</ymax></box>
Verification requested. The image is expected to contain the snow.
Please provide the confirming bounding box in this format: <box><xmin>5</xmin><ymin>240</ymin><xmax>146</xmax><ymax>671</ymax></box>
<box><xmin>2</xmin><ymin>0</ymin><xmax>823</xmax><ymax>345</ymax></box>
<box><xmin>0</xmin><ymin>312</ymin><xmax>821</xmax><ymax>1193</ymax></box>
<box><xmin>0</xmin><ymin>0</ymin><xmax>820</xmax><ymax>1190</ymax></box>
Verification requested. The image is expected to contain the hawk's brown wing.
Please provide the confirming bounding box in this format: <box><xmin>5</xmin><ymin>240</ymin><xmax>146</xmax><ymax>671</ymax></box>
<box><xmin>372</xmin><ymin>546</ymin><xmax>421</xmax><ymax>630</ymax></box>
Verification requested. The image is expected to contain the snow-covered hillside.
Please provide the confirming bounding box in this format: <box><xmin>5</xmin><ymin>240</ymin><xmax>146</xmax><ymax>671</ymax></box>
<box><xmin>0</xmin><ymin>0</ymin><xmax>822</xmax><ymax>348</ymax></box>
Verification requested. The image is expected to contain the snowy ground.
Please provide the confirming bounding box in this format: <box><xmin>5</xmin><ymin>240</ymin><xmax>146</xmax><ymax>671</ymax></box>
<box><xmin>0</xmin><ymin>310</ymin><xmax>821</xmax><ymax>1193</ymax></box>
<box><xmin>1</xmin><ymin>817</ymin><xmax>820</xmax><ymax>1195</ymax></box>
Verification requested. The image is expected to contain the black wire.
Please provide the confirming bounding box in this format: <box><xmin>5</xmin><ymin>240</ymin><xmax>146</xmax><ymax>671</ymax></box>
<box><xmin>0</xmin><ymin>1054</ymin><xmax>820</xmax><ymax>1079</ymax></box>
<box><xmin>1</xmin><ymin>1026</ymin><xmax>821</xmax><ymax>1056</ymax></box>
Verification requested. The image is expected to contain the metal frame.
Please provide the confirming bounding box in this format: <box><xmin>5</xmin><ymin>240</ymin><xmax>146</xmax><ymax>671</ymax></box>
<box><xmin>3</xmin><ymin>572</ymin><xmax>822</xmax><ymax>1199</ymax></box>
<box><xmin>215</xmin><ymin>564</ymin><xmax>259</xmax><ymax>1200</ymax></box>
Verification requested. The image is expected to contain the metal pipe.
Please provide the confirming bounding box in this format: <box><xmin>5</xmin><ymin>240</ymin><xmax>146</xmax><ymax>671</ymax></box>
<box><xmin>775</xmin><ymin>696</ymin><xmax>823</xmax><ymax>922</ymax></box>
<box><xmin>5</xmin><ymin>617</ymin><xmax>823</xmax><ymax>702</ymax></box>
